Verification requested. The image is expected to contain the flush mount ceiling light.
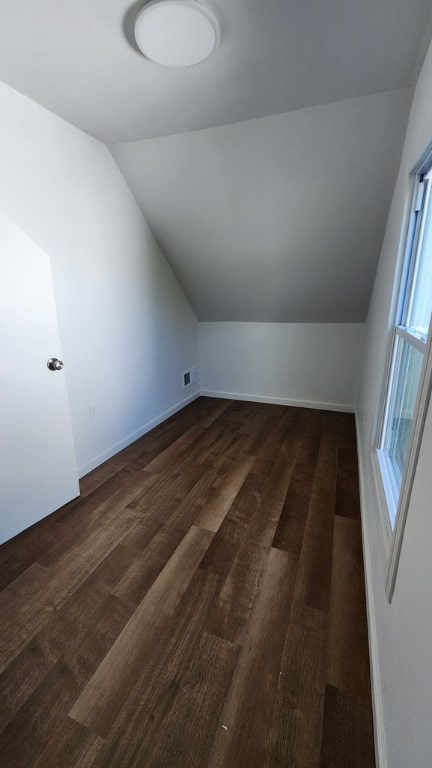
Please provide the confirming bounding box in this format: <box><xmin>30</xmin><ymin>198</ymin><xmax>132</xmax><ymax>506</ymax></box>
<box><xmin>135</xmin><ymin>0</ymin><xmax>219</xmax><ymax>67</ymax></box>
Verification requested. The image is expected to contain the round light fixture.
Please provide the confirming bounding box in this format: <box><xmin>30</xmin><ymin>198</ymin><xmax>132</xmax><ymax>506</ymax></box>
<box><xmin>135</xmin><ymin>0</ymin><xmax>219</xmax><ymax>68</ymax></box>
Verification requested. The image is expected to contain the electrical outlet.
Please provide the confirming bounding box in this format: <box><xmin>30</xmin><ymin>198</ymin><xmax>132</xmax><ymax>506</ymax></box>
<box><xmin>361</xmin><ymin>406</ymin><xmax>366</xmax><ymax>423</ymax></box>
<box><xmin>88</xmin><ymin>405</ymin><xmax>97</xmax><ymax>421</ymax></box>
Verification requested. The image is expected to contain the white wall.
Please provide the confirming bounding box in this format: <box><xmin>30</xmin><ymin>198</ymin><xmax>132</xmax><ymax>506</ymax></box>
<box><xmin>0</xmin><ymin>81</ymin><xmax>199</xmax><ymax>477</ymax></box>
<box><xmin>111</xmin><ymin>89</ymin><xmax>411</xmax><ymax>323</ymax></box>
<box><xmin>200</xmin><ymin>322</ymin><xmax>364</xmax><ymax>411</ymax></box>
<box><xmin>357</xmin><ymin>40</ymin><xmax>432</xmax><ymax>768</ymax></box>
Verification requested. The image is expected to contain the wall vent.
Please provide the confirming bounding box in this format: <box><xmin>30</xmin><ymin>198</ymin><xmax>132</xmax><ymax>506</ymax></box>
<box><xmin>183</xmin><ymin>366</ymin><xmax>198</xmax><ymax>388</ymax></box>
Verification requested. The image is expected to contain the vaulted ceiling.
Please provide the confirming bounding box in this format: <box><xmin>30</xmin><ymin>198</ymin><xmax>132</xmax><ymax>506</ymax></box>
<box><xmin>111</xmin><ymin>90</ymin><xmax>411</xmax><ymax>321</ymax></box>
<box><xmin>0</xmin><ymin>0</ymin><xmax>429</xmax><ymax>142</ymax></box>
<box><xmin>0</xmin><ymin>0</ymin><xmax>430</xmax><ymax>322</ymax></box>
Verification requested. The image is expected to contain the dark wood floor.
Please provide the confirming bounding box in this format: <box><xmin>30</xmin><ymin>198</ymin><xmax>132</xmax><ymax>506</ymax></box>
<box><xmin>0</xmin><ymin>397</ymin><xmax>375</xmax><ymax>768</ymax></box>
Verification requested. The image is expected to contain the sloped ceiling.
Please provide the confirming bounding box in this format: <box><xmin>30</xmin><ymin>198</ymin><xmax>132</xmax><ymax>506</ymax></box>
<box><xmin>0</xmin><ymin>0</ymin><xmax>429</xmax><ymax>141</ymax></box>
<box><xmin>111</xmin><ymin>89</ymin><xmax>411</xmax><ymax>322</ymax></box>
<box><xmin>0</xmin><ymin>1</ymin><xmax>428</xmax><ymax>323</ymax></box>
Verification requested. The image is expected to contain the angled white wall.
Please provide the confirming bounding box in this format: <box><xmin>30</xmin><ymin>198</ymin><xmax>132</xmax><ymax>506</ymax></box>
<box><xmin>0</xmin><ymin>81</ymin><xmax>199</xmax><ymax>477</ymax></box>
<box><xmin>200</xmin><ymin>322</ymin><xmax>363</xmax><ymax>411</ymax></box>
<box><xmin>111</xmin><ymin>89</ymin><xmax>411</xmax><ymax>323</ymax></box>
<box><xmin>357</xmin><ymin>40</ymin><xmax>432</xmax><ymax>767</ymax></box>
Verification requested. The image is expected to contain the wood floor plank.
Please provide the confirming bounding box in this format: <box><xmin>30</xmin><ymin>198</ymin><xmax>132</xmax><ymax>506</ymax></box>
<box><xmin>31</xmin><ymin>718</ymin><xmax>104</xmax><ymax>768</ymax></box>
<box><xmin>192</xmin><ymin>404</ymin><xmax>261</xmax><ymax>464</ymax></box>
<box><xmin>265</xmin><ymin>601</ymin><xmax>327</xmax><ymax>768</ymax></box>
<box><xmin>193</xmin><ymin>397</ymin><xmax>233</xmax><ymax>428</ymax></box>
<box><xmin>0</xmin><ymin>399</ymin><xmax>374</xmax><ymax>768</ymax></box>
<box><xmin>113</xmin><ymin>462</ymin><xmax>228</xmax><ymax>604</ymax></box>
<box><xmin>112</xmin><ymin>463</ymin><xmax>221</xmax><ymax>605</ymax></box>
<box><xmin>311</xmin><ymin>420</ymin><xmax>339</xmax><ymax>490</ymax></box>
<box><xmin>199</xmin><ymin>470</ymin><xmax>262</xmax><ymax>579</ymax></box>
<box><xmin>126</xmin><ymin>451</ymin><xmax>208</xmax><ymax>513</ymax></box>
<box><xmin>271</xmin><ymin>411</ymin><xmax>323</xmax><ymax>555</ymax></box>
<box><xmin>272</xmin><ymin>477</ymin><xmax>310</xmax><ymax>553</ymax></box>
<box><xmin>79</xmin><ymin>540</ymin><xmax>144</xmax><ymax>596</ymax></box>
<box><xmin>335</xmin><ymin>475</ymin><xmax>361</xmax><ymax>519</ymax></box>
<box><xmin>0</xmin><ymin>660</ymin><xmax>78</xmax><ymax>768</ymax></box>
<box><xmin>206</xmin><ymin>438</ymin><xmax>299</xmax><ymax>643</ymax></box>
<box><xmin>247</xmin><ymin>405</ymin><xmax>287</xmax><ymax>456</ymax></box>
<box><xmin>326</xmin><ymin>515</ymin><xmax>371</xmax><ymax>698</ymax></box>
<box><xmin>0</xmin><ymin>519</ymin><xmax>77</xmax><ymax>592</ymax></box>
<box><xmin>69</xmin><ymin>525</ymin><xmax>214</xmax><ymax>736</ymax></box>
<box><xmin>95</xmin><ymin>567</ymin><xmax>224</xmax><ymax>767</ymax></box>
<box><xmin>0</xmin><ymin>585</ymin><xmax>131</xmax><ymax>734</ymax></box>
<box><xmin>196</xmin><ymin>455</ymin><xmax>255</xmax><ymax>532</ymax></box>
<box><xmin>252</xmin><ymin>436</ymin><xmax>301</xmax><ymax>548</ymax></box>
<box><xmin>111</xmin><ymin>543</ymin><xmax>173</xmax><ymax>607</ymax></box>
<box><xmin>112</xmin><ymin>631</ymin><xmax>239</xmax><ymax>768</ymax></box>
<box><xmin>283</xmin><ymin>409</ymin><xmax>324</xmax><ymax>501</ymax></box>
<box><xmin>39</xmin><ymin>467</ymin><xmax>157</xmax><ymax>566</ymax></box>
<box><xmin>320</xmin><ymin>684</ymin><xmax>375</xmax><ymax>768</ymax></box>
<box><xmin>144</xmin><ymin>424</ymin><xmax>206</xmax><ymax>474</ymax></box>
<box><xmin>251</xmin><ymin>406</ymin><xmax>298</xmax><ymax>472</ymax></box>
<box><xmin>76</xmin><ymin>397</ymin><xmax>222</xmax><ymax>499</ymax></box>
<box><xmin>292</xmin><ymin>489</ymin><xmax>335</xmax><ymax>612</ymax></box>
<box><xmin>0</xmin><ymin>591</ymin><xmax>130</xmax><ymax>768</ymax></box>
<box><xmin>144</xmin><ymin>631</ymin><xmax>238</xmax><ymax>768</ymax></box>
<box><xmin>0</xmin><ymin>511</ymin><xmax>138</xmax><ymax>674</ymax></box>
<box><xmin>206</xmin><ymin>547</ymin><xmax>298</xmax><ymax>768</ymax></box>
<box><xmin>292</xmin><ymin>422</ymin><xmax>338</xmax><ymax>612</ymax></box>
<box><xmin>78</xmin><ymin>441</ymin><xmax>150</xmax><ymax>497</ymax></box>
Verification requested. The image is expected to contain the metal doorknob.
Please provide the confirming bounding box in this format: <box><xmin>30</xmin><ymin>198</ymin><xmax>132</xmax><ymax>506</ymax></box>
<box><xmin>47</xmin><ymin>358</ymin><xmax>64</xmax><ymax>371</ymax></box>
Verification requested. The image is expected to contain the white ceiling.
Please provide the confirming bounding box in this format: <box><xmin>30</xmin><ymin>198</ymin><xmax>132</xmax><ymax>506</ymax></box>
<box><xmin>111</xmin><ymin>89</ymin><xmax>411</xmax><ymax>322</ymax></box>
<box><xmin>0</xmin><ymin>1</ymin><xmax>428</xmax><ymax>324</ymax></box>
<box><xmin>0</xmin><ymin>0</ymin><xmax>429</xmax><ymax>142</ymax></box>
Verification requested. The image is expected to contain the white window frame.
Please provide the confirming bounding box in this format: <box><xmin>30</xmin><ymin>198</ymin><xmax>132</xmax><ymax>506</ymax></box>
<box><xmin>385</xmin><ymin>334</ymin><xmax>432</xmax><ymax>599</ymax></box>
<box><xmin>375</xmin><ymin>145</ymin><xmax>432</xmax><ymax>601</ymax></box>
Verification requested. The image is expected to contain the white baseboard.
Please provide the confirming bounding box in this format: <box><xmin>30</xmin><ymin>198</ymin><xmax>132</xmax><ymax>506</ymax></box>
<box><xmin>355</xmin><ymin>414</ymin><xmax>388</xmax><ymax>768</ymax></box>
<box><xmin>78</xmin><ymin>388</ymin><xmax>354</xmax><ymax>479</ymax></box>
<box><xmin>78</xmin><ymin>391</ymin><xmax>200</xmax><ymax>478</ymax></box>
<box><xmin>200</xmin><ymin>389</ymin><xmax>355</xmax><ymax>413</ymax></box>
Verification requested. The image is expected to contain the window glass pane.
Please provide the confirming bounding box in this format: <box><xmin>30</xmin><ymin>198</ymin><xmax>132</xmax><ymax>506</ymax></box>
<box><xmin>384</xmin><ymin>337</ymin><xmax>424</xmax><ymax>490</ymax></box>
<box><xmin>406</xmin><ymin>183</ymin><xmax>432</xmax><ymax>339</ymax></box>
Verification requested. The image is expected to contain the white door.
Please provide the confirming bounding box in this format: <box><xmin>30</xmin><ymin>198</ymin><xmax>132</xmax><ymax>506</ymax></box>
<box><xmin>0</xmin><ymin>212</ymin><xmax>79</xmax><ymax>544</ymax></box>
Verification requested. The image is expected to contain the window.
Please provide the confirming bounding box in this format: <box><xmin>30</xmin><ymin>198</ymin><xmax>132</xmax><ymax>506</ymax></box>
<box><xmin>378</xmin><ymin>162</ymin><xmax>432</xmax><ymax>536</ymax></box>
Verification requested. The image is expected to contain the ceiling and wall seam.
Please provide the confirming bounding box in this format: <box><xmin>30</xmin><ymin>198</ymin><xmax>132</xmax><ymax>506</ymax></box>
<box><xmin>0</xmin><ymin>0</ymin><xmax>429</xmax><ymax>324</ymax></box>
<box><xmin>110</xmin><ymin>88</ymin><xmax>413</xmax><ymax>323</ymax></box>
